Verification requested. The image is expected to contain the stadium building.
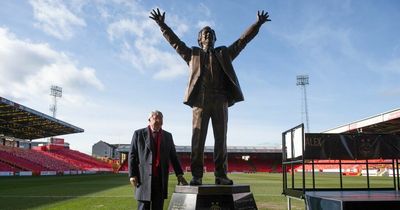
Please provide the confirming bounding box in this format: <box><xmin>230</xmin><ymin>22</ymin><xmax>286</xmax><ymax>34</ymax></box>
<box><xmin>92</xmin><ymin>140</ymin><xmax>119</xmax><ymax>159</ymax></box>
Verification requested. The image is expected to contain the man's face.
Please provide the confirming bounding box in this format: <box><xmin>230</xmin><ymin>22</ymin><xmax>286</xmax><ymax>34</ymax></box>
<box><xmin>149</xmin><ymin>114</ymin><xmax>163</xmax><ymax>130</ymax></box>
<box><xmin>200</xmin><ymin>28</ymin><xmax>215</xmax><ymax>49</ymax></box>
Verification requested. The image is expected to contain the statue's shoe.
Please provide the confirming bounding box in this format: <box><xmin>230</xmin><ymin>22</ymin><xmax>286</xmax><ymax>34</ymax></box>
<box><xmin>215</xmin><ymin>176</ymin><xmax>233</xmax><ymax>185</ymax></box>
<box><xmin>190</xmin><ymin>177</ymin><xmax>202</xmax><ymax>185</ymax></box>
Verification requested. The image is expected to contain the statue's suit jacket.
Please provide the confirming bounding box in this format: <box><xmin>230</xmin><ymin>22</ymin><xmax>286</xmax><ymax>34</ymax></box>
<box><xmin>159</xmin><ymin>21</ymin><xmax>264</xmax><ymax>107</ymax></box>
<box><xmin>128</xmin><ymin>127</ymin><xmax>183</xmax><ymax>201</ymax></box>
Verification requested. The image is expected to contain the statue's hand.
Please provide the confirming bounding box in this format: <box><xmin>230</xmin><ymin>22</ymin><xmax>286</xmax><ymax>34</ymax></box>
<box><xmin>149</xmin><ymin>8</ymin><xmax>165</xmax><ymax>25</ymax></box>
<box><xmin>257</xmin><ymin>10</ymin><xmax>271</xmax><ymax>24</ymax></box>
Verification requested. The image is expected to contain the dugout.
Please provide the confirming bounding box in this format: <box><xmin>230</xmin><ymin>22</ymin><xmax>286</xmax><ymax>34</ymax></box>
<box><xmin>282</xmin><ymin>123</ymin><xmax>400</xmax><ymax>210</ymax></box>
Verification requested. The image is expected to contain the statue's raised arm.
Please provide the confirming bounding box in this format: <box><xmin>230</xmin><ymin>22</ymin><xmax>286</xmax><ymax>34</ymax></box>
<box><xmin>227</xmin><ymin>10</ymin><xmax>271</xmax><ymax>60</ymax></box>
<box><xmin>149</xmin><ymin>8</ymin><xmax>165</xmax><ymax>25</ymax></box>
<box><xmin>257</xmin><ymin>10</ymin><xmax>271</xmax><ymax>25</ymax></box>
<box><xmin>149</xmin><ymin>8</ymin><xmax>191</xmax><ymax>63</ymax></box>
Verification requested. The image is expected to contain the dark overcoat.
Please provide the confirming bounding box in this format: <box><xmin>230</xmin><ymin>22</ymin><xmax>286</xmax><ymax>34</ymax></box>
<box><xmin>128</xmin><ymin>127</ymin><xmax>183</xmax><ymax>201</ymax></box>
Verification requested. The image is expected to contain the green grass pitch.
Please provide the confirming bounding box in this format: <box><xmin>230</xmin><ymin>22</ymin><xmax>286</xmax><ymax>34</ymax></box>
<box><xmin>0</xmin><ymin>173</ymin><xmax>395</xmax><ymax>210</ymax></box>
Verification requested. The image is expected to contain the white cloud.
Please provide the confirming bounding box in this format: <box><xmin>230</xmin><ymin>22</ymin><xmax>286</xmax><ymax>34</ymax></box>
<box><xmin>198</xmin><ymin>3</ymin><xmax>211</xmax><ymax>17</ymax></box>
<box><xmin>107</xmin><ymin>19</ymin><xmax>148</xmax><ymax>41</ymax></box>
<box><xmin>29</xmin><ymin>0</ymin><xmax>86</xmax><ymax>40</ymax></box>
<box><xmin>0</xmin><ymin>27</ymin><xmax>103</xmax><ymax>105</ymax></box>
<box><xmin>94</xmin><ymin>0</ymin><xmax>148</xmax><ymax>22</ymax></box>
<box><xmin>106</xmin><ymin>7</ymin><xmax>190</xmax><ymax>79</ymax></box>
<box><xmin>195</xmin><ymin>4</ymin><xmax>214</xmax><ymax>29</ymax></box>
<box><xmin>196</xmin><ymin>20</ymin><xmax>215</xmax><ymax>29</ymax></box>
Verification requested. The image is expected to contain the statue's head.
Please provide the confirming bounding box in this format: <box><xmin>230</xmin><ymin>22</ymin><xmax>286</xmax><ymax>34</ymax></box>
<box><xmin>198</xmin><ymin>26</ymin><xmax>216</xmax><ymax>50</ymax></box>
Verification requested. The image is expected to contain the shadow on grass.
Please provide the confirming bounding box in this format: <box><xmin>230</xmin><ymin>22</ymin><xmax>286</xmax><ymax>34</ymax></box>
<box><xmin>0</xmin><ymin>173</ymin><xmax>131</xmax><ymax>209</ymax></box>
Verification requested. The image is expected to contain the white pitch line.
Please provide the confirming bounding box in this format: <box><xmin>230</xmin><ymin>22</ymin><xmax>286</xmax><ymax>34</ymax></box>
<box><xmin>0</xmin><ymin>194</ymin><xmax>282</xmax><ymax>198</ymax></box>
<box><xmin>0</xmin><ymin>195</ymin><xmax>133</xmax><ymax>198</ymax></box>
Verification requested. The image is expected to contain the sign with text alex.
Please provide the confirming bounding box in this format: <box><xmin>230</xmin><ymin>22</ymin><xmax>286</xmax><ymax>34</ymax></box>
<box><xmin>304</xmin><ymin>133</ymin><xmax>400</xmax><ymax>159</ymax></box>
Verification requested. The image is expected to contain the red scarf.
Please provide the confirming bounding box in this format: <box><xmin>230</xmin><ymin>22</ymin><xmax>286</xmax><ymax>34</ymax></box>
<box><xmin>149</xmin><ymin>126</ymin><xmax>162</xmax><ymax>177</ymax></box>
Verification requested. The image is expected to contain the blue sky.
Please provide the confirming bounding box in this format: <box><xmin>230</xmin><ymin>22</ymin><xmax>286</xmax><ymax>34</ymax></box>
<box><xmin>1</xmin><ymin>0</ymin><xmax>399</xmax><ymax>154</ymax></box>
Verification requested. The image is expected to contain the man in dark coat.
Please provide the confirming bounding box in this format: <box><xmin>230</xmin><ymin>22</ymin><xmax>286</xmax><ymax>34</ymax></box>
<box><xmin>150</xmin><ymin>8</ymin><xmax>270</xmax><ymax>185</ymax></box>
<box><xmin>129</xmin><ymin>110</ymin><xmax>187</xmax><ymax>210</ymax></box>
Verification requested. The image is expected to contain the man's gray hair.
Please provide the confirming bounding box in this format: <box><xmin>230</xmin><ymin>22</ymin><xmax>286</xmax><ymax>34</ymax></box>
<box><xmin>148</xmin><ymin>110</ymin><xmax>163</xmax><ymax>121</ymax></box>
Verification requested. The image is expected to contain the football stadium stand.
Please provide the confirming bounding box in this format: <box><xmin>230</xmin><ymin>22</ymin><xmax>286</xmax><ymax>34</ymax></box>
<box><xmin>48</xmin><ymin>148</ymin><xmax>112</xmax><ymax>171</ymax></box>
<box><xmin>0</xmin><ymin>96</ymin><xmax>112</xmax><ymax>176</ymax></box>
<box><xmin>0</xmin><ymin>161</ymin><xmax>15</xmax><ymax>171</ymax></box>
<box><xmin>118</xmin><ymin>159</ymin><xmax>128</xmax><ymax>171</ymax></box>
<box><xmin>114</xmin><ymin>144</ymin><xmax>283</xmax><ymax>174</ymax></box>
<box><xmin>0</xmin><ymin>145</ymin><xmax>76</xmax><ymax>172</ymax></box>
<box><xmin>0</xmin><ymin>141</ymin><xmax>113</xmax><ymax>175</ymax></box>
<box><xmin>1</xmin><ymin>144</ymin><xmax>49</xmax><ymax>173</ymax></box>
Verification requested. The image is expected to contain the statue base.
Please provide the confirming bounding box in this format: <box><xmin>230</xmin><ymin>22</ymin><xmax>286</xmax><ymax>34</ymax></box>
<box><xmin>168</xmin><ymin>184</ymin><xmax>257</xmax><ymax>210</ymax></box>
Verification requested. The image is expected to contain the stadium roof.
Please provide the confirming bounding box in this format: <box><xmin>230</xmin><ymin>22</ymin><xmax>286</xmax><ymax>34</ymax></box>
<box><xmin>0</xmin><ymin>96</ymin><xmax>84</xmax><ymax>140</ymax></box>
<box><xmin>323</xmin><ymin>108</ymin><xmax>400</xmax><ymax>134</ymax></box>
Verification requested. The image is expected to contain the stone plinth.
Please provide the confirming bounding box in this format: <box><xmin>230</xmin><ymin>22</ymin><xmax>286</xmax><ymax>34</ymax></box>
<box><xmin>168</xmin><ymin>185</ymin><xmax>257</xmax><ymax>210</ymax></box>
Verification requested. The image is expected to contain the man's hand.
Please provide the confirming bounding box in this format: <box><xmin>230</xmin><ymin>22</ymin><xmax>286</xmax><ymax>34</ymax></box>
<box><xmin>149</xmin><ymin>8</ymin><xmax>165</xmax><ymax>25</ymax></box>
<box><xmin>177</xmin><ymin>175</ymin><xmax>188</xmax><ymax>185</ymax></box>
<box><xmin>130</xmin><ymin>176</ymin><xmax>138</xmax><ymax>187</ymax></box>
<box><xmin>257</xmin><ymin>10</ymin><xmax>271</xmax><ymax>24</ymax></box>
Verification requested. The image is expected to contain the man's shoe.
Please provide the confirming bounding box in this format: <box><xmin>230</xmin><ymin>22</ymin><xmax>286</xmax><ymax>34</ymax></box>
<box><xmin>215</xmin><ymin>176</ymin><xmax>233</xmax><ymax>185</ymax></box>
<box><xmin>190</xmin><ymin>177</ymin><xmax>202</xmax><ymax>185</ymax></box>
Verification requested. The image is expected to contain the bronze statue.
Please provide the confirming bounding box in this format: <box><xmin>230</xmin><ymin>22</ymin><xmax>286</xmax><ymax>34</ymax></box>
<box><xmin>150</xmin><ymin>8</ymin><xmax>270</xmax><ymax>185</ymax></box>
